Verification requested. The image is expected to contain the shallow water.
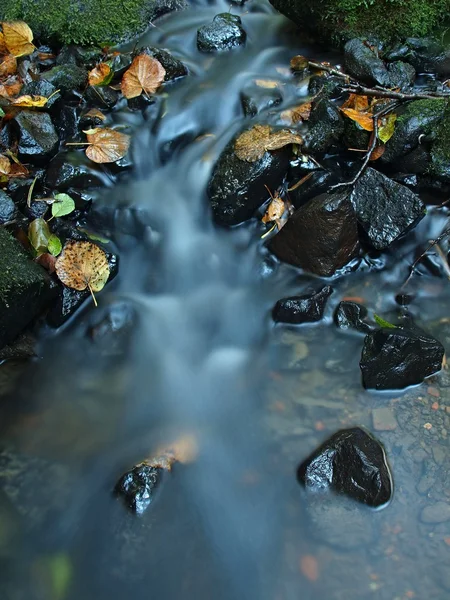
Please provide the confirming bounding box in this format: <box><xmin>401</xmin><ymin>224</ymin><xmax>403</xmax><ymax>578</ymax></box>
<box><xmin>1</xmin><ymin>1</ymin><xmax>450</xmax><ymax>599</ymax></box>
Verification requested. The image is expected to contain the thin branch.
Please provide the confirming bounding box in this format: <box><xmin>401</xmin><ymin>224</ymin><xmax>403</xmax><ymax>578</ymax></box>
<box><xmin>307</xmin><ymin>60</ymin><xmax>358</xmax><ymax>83</ymax></box>
<box><xmin>343</xmin><ymin>84</ymin><xmax>450</xmax><ymax>101</ymax></box>
<box><xmin>403</xmin><ymin>225</ymin><xmax>450</xmax><ymax>287</ymax></box>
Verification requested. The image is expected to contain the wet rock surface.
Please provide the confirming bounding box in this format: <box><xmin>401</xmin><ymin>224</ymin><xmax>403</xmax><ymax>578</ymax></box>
<box><xmin>240</xmin><ymin>81</ymin><xmax>283</xmax><ymax>117</ymax></box>
<box><xmin>0</xmin><ymin>191</ymin><xmax>17</xmax><ymax>224</ymax></box>
<box><xmin>269</xmin><ymin>191</ymin><xmax>359</xmax><ymax>276</ymax></box>
<box><xmin>197</xmin><ymin>14</ymin><xmax>246</xmax><ymax>53</ymax></box>
<box><xmin>140</xmin><ymin>46</ymin><xmax>188</xmax><ymax>81</ymax></box>
<box><xmin>302</xmin><ymin>98</ymin><xmax>344</xmax><ymax>154</ymax></box>
<box><xmin>344</xmin><ymin>39</ymin><xmax>391</xmax><ymax>86</ymax></box>
<box><xmin>360</xmin><ymin>326</ymin><xmax>445</xmax><ymax>390</ymax></box>
<box><xmin>350</xmin><ymin>168</ymin><xmax>425</xmax><ymax>250</ymax></box>
<box><xmin>334</xmin><ymin>301</ymin><xmax>371</xmax><ymax>333</ymax></box>
<box><xmin>387</xmin><ymin>37</ymin><xmax>450</xmax><ymax>77</ymax></box>
<box><xmin>14</xmin><ymin>111</ymin><xmax>59</xmax><ymax>164</ymax></box>
<box><xmin>273</xmin><ymin>285</ymin><xmax>333</xmax><ymax>324</ymax></box>
<box><xmin>298</xmin><ymin>427</ymin><xmax>393</xmax><ymax>508</ymax></box>
<box><xmin>115</xmin><ymin>464</ymin><xmax>163</xmax><ymax>514</ymax></box>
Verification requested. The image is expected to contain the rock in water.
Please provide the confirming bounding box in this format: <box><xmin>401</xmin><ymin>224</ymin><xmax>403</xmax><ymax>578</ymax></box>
<box><xmin>269</xmin><ymin>191</ymin><xmax>359</xmax><ymax>276</ymax></box>
<box><xmin>334</xmin><ymin>300</ymin><xmax>371</xmax><ymax>333</ymax></box>
<box><xmin>197</xmin><ymin>14</ymin><xmax>246</xmax><ymax>53</ymax></box>
<box><xmin>14</xmin><ymin>111</ymin><xmax>59</xmax><ymax>164</ymax></box>
<box><xmin>273</xmin><ymin>285</ymin><xmax>333</xmax><ymax>324</ymax></box>
<box><xmin>115</xmin><ymin>464</ymin><xmax>163</xmax><ymax>514</ymax></box>
<box><xmin>298</xmin><ymin>427</ymin><xmax>392</xmax><ymax>508</ymax></box>
<box><xmin>208</xmin><ymin>140</ymin><xmax>290</xmax><ymax>226</ymax></box>
<box><xmin>360</xmin><ymin>326</ymin><xmax>445</xmax><ymax>390</ymax></box>
<box><xmin>350</xmin><ymin>168</ymin><xmax>425</xmax><ymax>249</ymax></box>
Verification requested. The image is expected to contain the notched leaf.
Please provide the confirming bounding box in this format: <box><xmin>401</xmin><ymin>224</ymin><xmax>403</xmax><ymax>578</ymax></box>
<box><xmin>83</xmin><ymin>127</ymin><xmax>130</xmax><ymax>163</ymax></box>
<box><xmin>121</xmin><ymin>54</ymin><xmax>166</xmax><ymax>99</ymax></box>
<box><xmin>234</xmin><ymin>124</ymin><xmax>303</xmax><ymax>162</ymax></box>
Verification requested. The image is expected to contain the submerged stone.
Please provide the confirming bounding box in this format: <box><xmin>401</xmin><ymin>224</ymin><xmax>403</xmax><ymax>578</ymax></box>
<box><xmin>115</xmin><ymin>464</ymin><xmax>163</xmax><ymax>514</ymax></box>
<box><xmin>240</xmin><ymin>81</ymin><xmax>283</xmax><ymax>117</ymax></box>
<box><xmin>273</xmin><ymin>285</ymin><xmax>333</xmax><ymax>324</ymax></box>
<box><xmin>197</xmin><ymin>14</ymin><xmax>246</xmax><ymax>53</ymax></box>
<box><xmin>334</xmin><ymin>300</ymin><xmax>371</xmax><ymax>333</ymax></box>
<box><xmin>298</xmin><ymin>427</ymin><xmax>392</xmax><ymax>508</ymax></box>
<box><xmin>360</xmin><ymin>326</ymin><xmax>445</xmax><ymax>390</ymax></box>
<box><xmin>269</xmin><ymin>191</ymin><xmax>359</xmax><ymax>277</ymax></box>
<box><xmin>14</xmin><ymin>111</ymin><xmax>59</xmax><ymax>164</ymax></box>
<box><xmin>350</xmin><ymin>168</ymin><xmax>425</xmax><ymax>250</ymax></box>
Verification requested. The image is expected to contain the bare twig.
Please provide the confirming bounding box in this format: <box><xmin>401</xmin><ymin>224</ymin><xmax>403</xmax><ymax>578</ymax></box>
<box><xmin>403</xmin><ymin>225</ymin><xmax>450</xmax><ymax>287</ymax></box>
<box><xmin>307</xmin><ymin>60</ymin><xmax>358</xmax><ymax>83</ymax></box>
<box><xmin>343</xmin><ymin>84</ymin><xmax>450</xmax><ymax>101</ymax></box>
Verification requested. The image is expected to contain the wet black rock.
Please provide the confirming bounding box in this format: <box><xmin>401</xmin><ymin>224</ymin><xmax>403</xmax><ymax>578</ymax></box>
<box><xmin>56</xmin><ymin>45</ymin><xmax>103</xmax><ymax>69</ymax></box>
<box><xmin>240</xmin><ymin>81</ymin><xmax>283</xmax><ymax>117</ymax></box>
<box><xmin>334</xmin><ymin>301</ymin><xmax>371</xmax><ymax>333</ymax></box>
<box><xmin>85</xmin><ymin>85</ymin><xmax>119</xmax><ymax>109</ymax></box>
<box><xmin>344</xmin><ymin>39</ymin><xmax>392</xmax><ymax>86</ymax></box>
<box><xmin>273</xmin><ymin>285</ymin><xmax>333</xmax><ymax>324</ymax></box>
<box><xmin>298</xmin><ymin>427</ymin><xmax>392</xmax><ymax>508</ymax></box>
<box><xmin>0</xmin><ymin>227</ymin><xmax>57</xmax><ymax>349</ymax></box>
<box><xmin>386</xmin><ymin>60</ymin><xmax>416</xmax><ymax>89</ymax></box>
<box><xmin>308</xmin><ymin>74</ymin><xmax>343</xmax><ymax>99</ymax></box>
<box><xmin>269</xmin><ymin>191</ymin><xmax>359</xmax><ymax>277</ymax></box>
<box><xmin>140</xmin><ymin>46</ymin><xmax>188</xmax><ymax>81</ymax></box>
<box><xmin>360</xmin><ymin>326</ymin><xmax>445</xmax><ymax>390</ymax></box>
<box><xmin>115</xmin><ymin>464</ymin><xmax>163</xmax><ymax>514</ymax></box>
<box><xmin>14</xmin><ymin>111</ymin><xmax>59</xmax><ymax>164</ymax></box>
<box><xmin>7</xmin><ymin>171</ymin><xmax>46</xmax><ymax>206</ymax></box>
<box><xmin>287</xmin><ymin>157</ymin><xmax>348</xmax><ymax>209</ymax></box>
<box><xmin>20</xmin><ymin>80</ymin><xmax>61</xmax><ymax>107</ymax></box>
<box><xmin>350</xmin><ymin>168</ymin><xmax>425</xmax><ymax>250</ymax></box>
<box><xmin>387</xmin><ymin>38</ymin><xmax>450</xmax><ymax>77</ymax></box>
<box><xmin>208</xmin><ymin>139</ymin><xmax>290</xmax><ymax>226</ymax></box>
<box><xmin>0</xmin><ymin>190</ymin><xmax>17</xmax><ymax>224</ymax></box>
<box><xmin>302</xmin><ymin>98</ymin><xmax>344</xmax><ymax>154</ymax></box>
<box><xmin>197</xmin><ymin>14</ymin><xmax>246</xmax><ymax>53</ymax></box>
<box><xmin>88</xmin><ymin>301</ymin><xmax>135</xmax><ymax>356</ymax></box>
<box><xmin>40</xmin><ymin>64</ymin><xmax>88</xmax><ymax>92</ymax></box>
<box><xmin>46</xmin><ymin>151</ymin><xmax>107</xmax><ymax>190</ymax></box>
<box><xmin>52</xmin><ymin>104</ymin><xmax>81</xmax><ymax>141</ymax></box>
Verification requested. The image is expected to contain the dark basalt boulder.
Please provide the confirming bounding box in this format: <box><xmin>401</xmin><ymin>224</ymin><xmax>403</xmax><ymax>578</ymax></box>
<box><xmin>197</xmin><ymin>14</ymin><xmax>246</xmax><ymax>53</ymax></box>
<box><xmin>240</xmin><ymin>81</ymin><xmax>283</xmax><ymax>117</ymax></box>
<box><xmin>386</xmin><ymin>37</ymin><xmax>450</xmax><ymax>77</ymax></box>
<box><xmin>208</xmin><ymin>139</ymin><xmax>290</xmax><ymax>226</ymax></box>
<box><xmin>273</xmin><ymin>285</ymin><xmax>333</xmax><ymax>324</ymax></box>
<box><xmin>298</xmin><ymin>427</ymin><xmax>393</xmax><ymax>508</ymax></box>
<box><xmin>360</xmin><ymin>326</ymin><xmax>445</xmax><ymax>390</ymax></box>
<box><xmin>0</xmin><ymin>191</ymin><xmax>17</xmax><ymax>224</ymax></box>
<box><xmin>269</xmin><ymin>191</ymin><xmax>359</xmax><ymax>277</ymax></box>
<box><xmin>115</xmin><ymin>464</ymin><xmax>163</xmax><ymax>514</ymax></box>
<box><xmin>302</xmin><ymin>98</ymin><xmax>344</xmax><ymax>154</ymax></box>
<box><xmin>344</xmin><ymin>38</ymin><xmax>392</xmax><ymax>86</ymax></box>
<box><xmin>140</xmin><ymin>47</ymin><xmax>188</xmax><ymax>81</ymax></box>
<box><xmin>350</xmin><ymin>168</ymin><xmax>425</xmax><ymax>250</ymax></box>
<box><xmin>14</xmin><ymin>111</ymin><xmax>59</xmax><ymax>165</ymax></box>
<box><xmin>334</xmin><ymin>300</ymin><xmax>371</xmax><ymax>333</ymax></box>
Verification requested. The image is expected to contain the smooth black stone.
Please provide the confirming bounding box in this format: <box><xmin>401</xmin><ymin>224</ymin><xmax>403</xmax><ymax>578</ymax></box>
<box><xmin>302</xmin><ymin>98</ymin><xmax>344</xmax><ymax>154</ymax></box>
<box><xmin>298</xmin><ymin>427</ymin><xmax>393</xmax><ymax>508</ymax></box>
<box><xmin>350</xmin><ymin>168</ymin><xmax>425</xmax><ymax>250</ymax></box>
<box><xmin>46</xmin><ymin>152</ymin><xmax>107</xmax><ymax>190</ymax></box>
<box><xmin>360</xmin><ymin>326</ymin><xmax>445</xmax><ymax>390</ymax></box>
<box><xmin>240</xmin><ymin>82</ymin><xmax>283</xmax><ymax>117</ymax></box>
<box><xmin>334</xmin><ymin>301</ymin><xmax>371</xmax><ymax>333</ymax></box>
<box><xmin>139</xmin><ymin>46</ymin><xmax>188</xmax><ymax>81</ymax></box>
<box><xmin>51</xmin><ymin>104</ymin><xmax>81</xmax><ymax>141</ymax></box>
<box><xmin>115</xmin><ymin>464</ymin><xmax>163</xmax><ymax>514</ymax></box>
<box><xmin>344</xmin><ymin>38</ymin><xmax>392</xmax><ymax>86</ymax></box>
<box><xmin>269</xmin><ymin>191</ymin><xmax>359</xmax><ymax>276</ymax></box>
<box><xmin>0</xmin><ymin>190</ymin><xmax>17</xmax><ymax>224</ymax></box>
<box><xmin>14</xmin><ymin>111</ymin><xmax>59</xmax><ymax>164</ymax></box>
<box><xmin>273</xmin><ymin>285</ymin><xmax>333</xmax><ymax>324</ymax></box>
<box><xmin>197</xmin><ymin>13</ymin><xmax>246</xmax><ymax>53</ymax></box>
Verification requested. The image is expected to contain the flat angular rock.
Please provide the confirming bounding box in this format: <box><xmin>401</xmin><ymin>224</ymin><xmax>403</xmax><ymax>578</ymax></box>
<box><xmin>298</xmin><ymin>427</ymin><xmax>392</xmax><ymax>508</ymax></box>
<box><xmin>273</xmin><ymin>285</ymin><xmax>333</xmax><ymax>324</ymax></box>
<box><xmin>360</xmin><ymin>326</ymin><xmax>444</xmax><ymax>390</ymax></box>
<box><xmin>334</xmin><ymin>300</ymin><xmax>371</xmax><ymax>333</ymax></box>
<box><xmin>269</xmin><ymin>191</ymin><xmax>359</xmax><ymax>276</ymax></box>
<box><xmin>197</xmin><ymin>13</ymin><xmax>246</xmax><ymax>53</ymax></box>
<box><xmin>351</xmin><ymin>168</ymin><xmax>425</xmax><ymax>249</ymax></box>
<box><xmin>0</xmin><ymin>191</ymin><xmax>17</xmax><ymax>224</ymax></box>
<box><xmin>14</xmin><ymin>111</ymin><xmax>59</xmax><ymax>164</ymax></box>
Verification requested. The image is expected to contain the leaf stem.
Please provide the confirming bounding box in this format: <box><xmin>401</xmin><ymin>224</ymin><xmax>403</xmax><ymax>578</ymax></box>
<box><xmin>87</xmin><ymin>283</ymin><xmax>98</xmax><ymax>307</ymax></box>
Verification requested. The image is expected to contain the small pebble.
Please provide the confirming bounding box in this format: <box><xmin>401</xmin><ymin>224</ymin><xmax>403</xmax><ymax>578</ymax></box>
<box><xmin>427</xmin><ymin>386</ymin><xmax>440</xmax><ymax>398</ymax></box>
<box><xmin>432</xmin><ymin>402</ymin><xmax>440</xmax><ymax>410</ymax></box>
<box><xmin>420</xmin><ymin>501</ymin><xmax>450</xmax><ymax>524</ymax></box>
<box><xmin>424</xmin><ymin>422</ymin><xmax>433</xmax><ymax>430</ymax></box>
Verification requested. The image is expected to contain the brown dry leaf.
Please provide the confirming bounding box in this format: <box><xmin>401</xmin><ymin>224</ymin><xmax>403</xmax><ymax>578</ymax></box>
<box><xmin>369</xmin><ymin>143</ymin><xmax>385</xmax><ymax>161</ymax></box>
<box><xmin>2</xmin><ymin>21</ymin><xmax>35</xmax><ymax>57</ymax></box>
<box><xmin>0</xmin><ymin>78</ymin><xmax>22</xmax><ymax>98</ymax></box>
<box><xmin>83</xmin><ymin>127</ymin><xmax>130</xmax><ymax>163</ymax></box>
<box><xmin>341</xmin><ymin>93</ymin><xmax>369</xmax><ymax>112</ymax></box>
<box><xmin>8</xmin><ymin>161</ymin><xmax>28</xmax><ymax>177</ymax></box>
<box><xmin>0</xmin><ymin>54</ymin><xmax>17</xmax><ymax>77</ymax></box>
<box><xmin>262</xmin><ymin>194</ymin><xmax>285</xmax><ymax>224</ymax></box>
<box><xmin>340</xmin><ymin>107</ymin><xmax>374</xmax><ymax>131</ymax></box>
<box><xmin>290</xmin><ymin>55</ymin><xmax>309</xmax><ymax>71</ymax></box>
<box><xmin>55</xmin><ymin>240</ymin><xmax>110</xmax><ymax>305</ymax></box>
<box><xmin>0</xmin><ymin>154</ymin><xmax>10</xmax><ymax>175</ymax></box>
<box><xmin>299</xmin><ymin>555</ymin><xmax>319</xmax><ymax>582</ymax></box>
<box><xmin>83</xmin><ymin>108</ymin><xmax>106</xmax><ymax>122</ymax></box>
<box><xmin>254</xmin><ymin>79</ymin><xmax>279</xmax><ymax>89</ymax></box>
<box><xmin>280</xmin><ymin>101</ymin><xmax>312</xmax><ymax>125</ymax></box>
<box><xmin>144</xmin><ymin>434</ymin><xmax>199</xmax><ymax>471</ymax></box>
<box><xmin>11</xmin><ymin>94</ymin><xmax>49</xmax><ymax>107</ymax></box>
<box><xmin>88</xmin><ymin>63</ymin><xmax>112</xmax><ymax>86</ymax></box>
<box><xmin>235</xmin><ymin>124</ymin><xmax>303</xmax><ymax>162</ymax></box>
<box><xmin>0</xmin><ymin>32</ymin><xmax>6</xmax><ymax>54</ymax></box>
<box><xmin>121</xmin><ymin>54</ymin><xmax>166</xmax><ymax>99</ymax></box>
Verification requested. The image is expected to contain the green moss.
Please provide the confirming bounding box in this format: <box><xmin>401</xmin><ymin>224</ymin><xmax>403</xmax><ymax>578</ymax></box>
<box><xmin>430</xmin><ymin>100</ymin><xmax>450</xmax><ymax>178</ymax></box>
<box><xmin>0</xmin><ymin>0</ymin><xmax>183</xmax><ymax>45</ymax></box>
<box><xmin>398</xmin><ymin>98</ymin><xmax>447</xmax><ymax>130</ymax></box>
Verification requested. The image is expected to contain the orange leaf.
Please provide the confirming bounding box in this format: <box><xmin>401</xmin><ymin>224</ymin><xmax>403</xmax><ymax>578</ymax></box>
<box><xmin>254</xmin><ymin>79</ymin><xmax>279</xmax><ymax>89</ymax></box>
<box><xmin>290</xmin><ymin>55</ymin><xmax>309</xmax><ymax>71</ymax></box>
<box><xmin>121</xmin><ymin>54</ymin><xmax>166</xmax><ymax>99</ymax></box>
<box><xmin>88</xmin><ymin>63</ymin><xmax>112</xmax><ymax>86</ymax></box>
<box><xmin>299</xmin><ymin>555</ymin><xmax>319</xmax><ymax>582</ymax></box>
<box><xmin>0</xmin><ymin>54</ymin><xmax>17</xmax><ymax>77</ymax></box>
<box><xmin>0</xmin><ymin>79</ymin><xmax>22</xmax><ymax>98</ymax></box>
<box><xmin>369</xmin><ymin>143</ymin><xmax>385</xmax><ymax>161</ymax></box>
<box><xmin>341</xmin><ymin>107</ymin><xmax>374</xmax><ymax>131</ymax></box>
<box><xmin>83</xmin><ymin>127</ymin><xmax>130</xmax><ymax>163</ymax></box>
<box><xmin>1</xmin><ymin>21</ymin><xmax>35</xmax><ymax>57</ymax></box>
<box><xmin>341</xmin><ymin>93</ymin><xmax>369</xmax><ymax>112</ymax></box>
<box><xmin>262</xmin><ymin>194</ymin><xmax>285</xmax><ymax>223</ymax></box>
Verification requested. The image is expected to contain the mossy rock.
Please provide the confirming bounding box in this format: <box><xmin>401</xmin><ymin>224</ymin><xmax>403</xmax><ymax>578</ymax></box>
<box><xmin>430</xmin><ymin>99</ymin><xmax>450</xmax><ymax>180</ymax></box>
<box><xmin>0</xmin><ymin>0</ymin><xmax>188</xmax><ymax>46</ymax></box>
<box><xmin>269</xmin><ymin>0</ymin><xmax>450</xmax><ymax>46</ymax></box>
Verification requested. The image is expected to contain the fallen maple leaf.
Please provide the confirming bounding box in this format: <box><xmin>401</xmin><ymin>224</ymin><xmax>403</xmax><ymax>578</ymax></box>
<box><xmin>0</xmin><ymin>54</ymin><xmax>17</xmax><ymax>77</ymax></box>
<box><xmin>121</xmin><ymin>54</ymin><xmax>166</xmax><ymax>99</ymax></box>
<box><xmin>88</xmin><ymin>63</ymin><xmax>113</xmax><ymax>86</ymax></box>
<box><xmin>280</xmin><ymin>101</ymin><xmax>312</xmax><ymax>125</ymax></box>
<box><xmin>83</xmin><ymin>127</ymin><xmax>130</xmax><ymax>163</ymax></box>
<box><xmin>341</xmin><ymin>93</ymin><xmax>369</xmax><ymax>112</ymax></box>
<box><xmin>55</xmin><ymin>240</ymin><xmax>110</xmax><ymax>306</ymax></box>
<box><xmin>0</xmin><ymin>154</ymin><xmax>10</xmax><ymax>175</ymax></box>
<box><xmin>234</xmin><ymin>124</ymin><xmax>303</xmax><ymax>162</ymax></box>
<box><xmin>1</xmin><ymin>21</ymin><xmax>35</xmax><ymax>57</ymax></box>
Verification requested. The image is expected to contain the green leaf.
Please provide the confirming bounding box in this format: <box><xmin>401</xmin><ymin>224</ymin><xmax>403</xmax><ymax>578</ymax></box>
<box><xmin>28</xmin><ymin>218</ymin><xmax>51</xmax><ymax>255</ymax></box>
<box><xmin>48</xmin><ymin>234</ymin><xmax>62</xmax><ymax>256</ymax></box>
<box><xmin>0</xmin><ymin>108</ymin><xmax>5</xmax><ymax>118</ymax></box>
<box><xmin>48</xmin><ymin>553</ymin><xmax>72</xmax><ymax>600</ymax></box>
<box><xmin>377</xmin><ymin>113</ymin><xmax>397</xmax><ymax>144</ymax></box>
<box><xmin>52</xmin><ymin>193</ymin><xmax>75</xmax><ymax>218</ymax></box>
<box><xmin>374</xmin><ymin>313</ymin><xmax>396</xmax><ymax>329</ymax></box>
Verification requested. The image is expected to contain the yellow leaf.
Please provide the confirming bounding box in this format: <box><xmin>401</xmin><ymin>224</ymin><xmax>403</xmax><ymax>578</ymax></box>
<box><xmin>11</xmin><ymin>94</ymin><xmax>49</xmax><ymax>107</ymax></box>
<box><xmin>377</xmin><ymin>113</ymin><xmax>397</xmax><ymax>143</ymax></box>
<box><xmin>88</xmin><ymin>63</ymin><xmax>112</xmax><ymax>86</ymax></box>
<box><xmin>121</xmin><ymin>54</ymin><xmax>166</xmax><ymax>99</ymax></box>
<box><xmin>340</xmin><ymin>107</ymin><xmax>374</xmax><ymax>131</ymax></box>
<box><xmin>0</xmin><ymin>154</ymin><xmax>11</xmax><ymax>175</ymax></box>
<box><xmin>234</xmin><ymin>124</ymin><xmax>303</xmax><ymax>162</ymax></box>
<box><xmin>1</xmin><ymin>21</ymin><xmax>35</xmax><ymax>57</ymax></box>
<box><xmin>0</xmin><ymin>31</ymin><xmax>6</xmax><ymax>54</ymax></box>
<box><xmin>280</xmin><ymin>101</ymin><xmax>312</xmax><ymax>125</ymax></box>
<box><xmin>254</xmin><ymin>79</ymin><xmax>279</xmax><ymax>89</ymax></box>
<box><xmin>0</xmin><ymin>54</ymin><xmax>17</xmax><ymax>77</ymax></box>
<box><xmin>84</xmin><ymin>127</ymin><xmax>130</xmax><ymax>163</ymax></box>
